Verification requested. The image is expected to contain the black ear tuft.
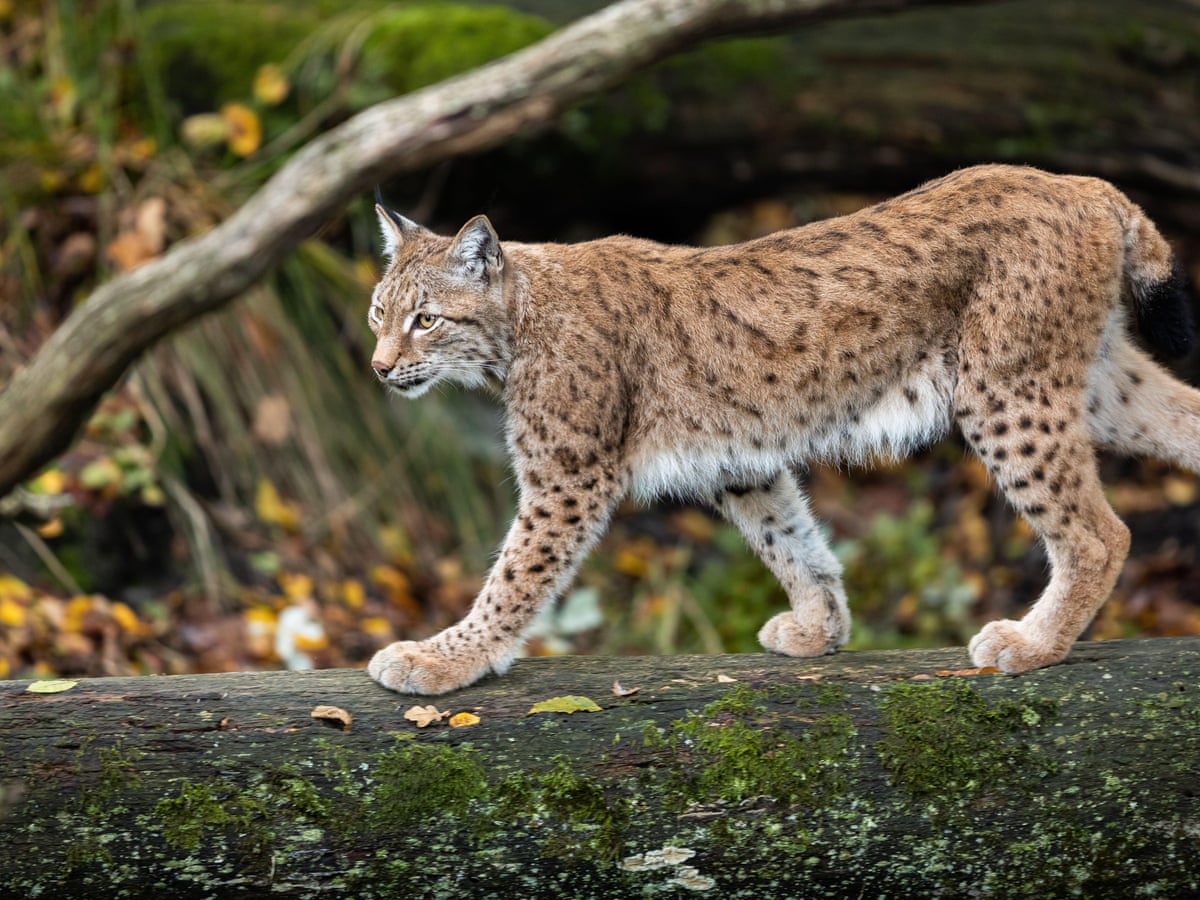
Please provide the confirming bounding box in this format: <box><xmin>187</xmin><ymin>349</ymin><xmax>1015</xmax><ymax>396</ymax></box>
<box><xmin>374</xmin><ymin>191</ymin><xmax>429</xmax><ymax>258</ymax></box>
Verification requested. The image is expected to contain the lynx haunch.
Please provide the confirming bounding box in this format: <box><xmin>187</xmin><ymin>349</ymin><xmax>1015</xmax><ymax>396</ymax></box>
<box><xmin>365</xmin><ymin>165</ymin><xmax>1196</xmax><ymax>695</ymax></box>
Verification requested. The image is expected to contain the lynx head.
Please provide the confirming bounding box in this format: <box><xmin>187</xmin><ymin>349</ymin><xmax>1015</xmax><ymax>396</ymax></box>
<box><xmin>369</xmin><ymin>201</ymin><xmax>511</xmax><ymax>398</ymax></box>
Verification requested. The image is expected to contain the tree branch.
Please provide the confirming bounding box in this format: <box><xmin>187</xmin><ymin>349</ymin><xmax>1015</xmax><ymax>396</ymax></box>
<box><xmin>1</xmin><ymin>638</ymin><xmax>1197</xmax><ymax>897</ymax></box>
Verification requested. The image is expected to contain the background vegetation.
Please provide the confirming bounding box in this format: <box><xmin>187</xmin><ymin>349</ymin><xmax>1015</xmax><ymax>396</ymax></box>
<box><xmin>2</xmin><ymin>0</ymin><xmax>1199</xmax><ymax>680</ymax></box>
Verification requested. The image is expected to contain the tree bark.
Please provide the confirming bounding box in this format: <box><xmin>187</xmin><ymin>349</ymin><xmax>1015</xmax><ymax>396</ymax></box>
<box><xmin>1</xmin><ymin>637</ymin><xmax>1197</xmax><ymax>899</ymax></box>
<box><xmin>0</xmin><ymin>0</ymin><xmax>999</xmax><ymax>499</ymax></box>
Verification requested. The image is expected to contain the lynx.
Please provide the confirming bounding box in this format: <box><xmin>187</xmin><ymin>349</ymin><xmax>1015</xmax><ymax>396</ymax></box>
<box><xmin>365</xmin><ymin>164</ymin><xmax>1196</xmax><ymax>695</ymax></box>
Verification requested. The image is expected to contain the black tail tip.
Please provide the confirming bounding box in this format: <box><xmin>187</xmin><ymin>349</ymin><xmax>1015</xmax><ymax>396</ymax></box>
<box><xmin>1136</xmin><ymin>262</ymin><xmax>1195</xmax><ymax>359</ymax></box>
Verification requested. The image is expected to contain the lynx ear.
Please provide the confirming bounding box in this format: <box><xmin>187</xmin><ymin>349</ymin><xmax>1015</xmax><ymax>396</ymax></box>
<box><xmin>374</xmin><ymin>189</ymin><xmax>427</xmax><ymax>259</ymax></box>
<box><xmin>447</xmin><ymin>215</ymin><xmax>502</xmax><ymax>280</ymax></box>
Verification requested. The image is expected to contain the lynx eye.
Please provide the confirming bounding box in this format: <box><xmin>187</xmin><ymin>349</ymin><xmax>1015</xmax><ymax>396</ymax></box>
<box><xmin>415</xmin><ymin>312</ymin><xmax>439</xmax><ymax>331</ymax></box>
<box><xmin>368</xmin><ymin>304</ymin><xmax>383</xmax><ymax>327</ymax></box>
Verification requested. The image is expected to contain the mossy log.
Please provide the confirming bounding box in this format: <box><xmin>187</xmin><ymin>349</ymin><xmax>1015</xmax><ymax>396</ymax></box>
<box><xmin>1</xmin><ymin>637</ymin><xmax>1198</xmax><ymax>899</ymax></box>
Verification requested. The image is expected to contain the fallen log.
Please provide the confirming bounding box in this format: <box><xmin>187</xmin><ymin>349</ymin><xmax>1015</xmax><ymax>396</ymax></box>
<box><xmin>1</xmin><ymin>637</ymin><xmax>1197</xmax><ymax>899</ymax></box>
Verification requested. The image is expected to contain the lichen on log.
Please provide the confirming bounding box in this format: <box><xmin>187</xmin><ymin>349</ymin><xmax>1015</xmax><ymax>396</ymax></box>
<box><xmin>0</xmin><ymin>638</ymin><xmax>1198</xmax><ymax>898</ymax></box>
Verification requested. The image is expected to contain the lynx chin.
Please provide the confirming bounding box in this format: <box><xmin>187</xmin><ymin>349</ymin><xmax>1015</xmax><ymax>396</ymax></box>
<box><xmin>365</xmin><ymin>164</ymin><xmax>1196</xmax><ymax>695</ymax></box>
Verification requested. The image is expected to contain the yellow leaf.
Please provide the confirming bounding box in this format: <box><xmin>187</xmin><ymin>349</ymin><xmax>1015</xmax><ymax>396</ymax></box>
<box><xmin>449</xmin><ymin>712</ymin><xmax>480</xmax><ymax>728</ymax></box>
<box><xmin>29</xmin><ymin>470</ymin><xmax>66</xmax><ymax>495</ymax></box>
<box><xmin>341</xmin><ymin>579</ymin><xmax>365</xmax><ymax>609</ymax></box>
<box><xmin>613</xmin><ymin>548</ymin><xmax>649</xmax><ymax>578</ymax></box>
<box><xmin>27</xmin><ymin>679</ymin><xmax>78</xmax><ymax>694</ymax></box>
<box><xmin>404</xmin><ymin>705</ymin><xmax>449</xmax><ymax>727</ymax></box>
<box><xmin>110</xmin><ymin>601</ymin><xmax>141</xmax><ymax>636</ymax></box>
<box><xmin>528</xmin><ymin>695</ymin><xmax>602</xmax><ymax>715</ymax></box>
<box><xmin>278</xmin><ymin>572</ymin><xmax>313</xmax><ymax>601</ymax></box>
<box><xmin>0</xmin><ymin>598</ymin><xmax>26</xmax><ymax>628</ymax></box>
<box><xmin>255</xmin><ymin>479</ymin><xmax>301</xmax><ymax>532</ymax></box>
<box><xmin>253</xmin><ymin>64</ymin><xmax>290</xmax><ymax>106</ymax></box>
<box><xmin>35</xmin><ymin>518</ymin><xmax>64</xmax><ymax>539</ymax></box>
<box><xmin>1163</xmin><ymin>474</ymin><xmax>1197</xmax><ymax>506</ymax></box>
<box><xmin>361</xmin><ymin>616</ymin><xmax>392</xmax><ymax>639</ymax></box>
<box><xmin>0</xmin><ymin>575</ymin><xmax>33</xmax><ymax>602</ymax></box>
<box><xmin>221</xmin><ymin>103</ymin><xmax>261</xmax><ymax>157</ymax></box>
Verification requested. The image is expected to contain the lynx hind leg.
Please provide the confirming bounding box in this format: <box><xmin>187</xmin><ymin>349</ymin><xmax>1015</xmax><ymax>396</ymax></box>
<box><xmin>713</xmin><ymin>470</ymin><xmax>850</xmax><ymax>658</ymax></box>
<box><xmin>957</xmin><ymin>384</ymin><xmax>1130</xmax><ymax>673</ymax></box>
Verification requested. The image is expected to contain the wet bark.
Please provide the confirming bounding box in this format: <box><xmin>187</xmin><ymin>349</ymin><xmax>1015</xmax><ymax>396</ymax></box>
<box><xmin>1</xmin><ymin>637</ymin><xmax>1197</xmax><ymax>899</ymax></box>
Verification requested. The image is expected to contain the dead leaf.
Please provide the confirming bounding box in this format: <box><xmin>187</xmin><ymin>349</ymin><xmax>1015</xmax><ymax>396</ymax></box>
<box><xmin>311</xmin><ymin>704</ymin><xmax>352</xmax><ymax>730</ymax></box>
<box><xmin>612</xmin><ymin>680</ymin><xmax>640</xmax><ymax>697</ymax></box>
<box><xmin>935</xmin><ymin>667</ymin><xmax>1001</xmax><ymax>677</ymax></box>
<box><xmin>253</xmin><ymin>64</ymin><xmax>290</xmax><ymax>106</ymax></box>
<box><xmin>449</xmin><ymin>712</ymin><xmax>480</xmax><ymax>728</ymax></box>
<box><xmin>795</xmin><ymin>674</ymin><xmax>824</xmax><ymax>682</ymax></box>
<box><xmin>252</xmin><ymin>395</ymin><xmax>292</xmax><ymax>446</ymax></box>
<box><xmin>907</xmin><ymin>674</ymin><xmax>934</xmax><ymax>681</ymax></box>
<box><xmin>528</xmin><ymin>695</ymin><xmax>602</xmax><ymax>715</ymax></box>
<box><xmin>404</xmin><ymin>704</ymin><xmax>450</xmax><ymax>727</ymax></box>
<box><xmin>222</xmin><ymin>103</ymin><xmax>262</xmax><ymax>156</ymax></box>
<box><xmin>716</xmin><ymin>674</ymin><xmax>737</xmax><ymax>683</ymax></box>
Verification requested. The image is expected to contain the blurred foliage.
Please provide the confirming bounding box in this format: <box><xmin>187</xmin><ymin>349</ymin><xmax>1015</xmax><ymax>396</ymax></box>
<box><xmin>2</xmin><ymin>0</ymin><xmax>1200</xmax><ymax>681</ymax></box>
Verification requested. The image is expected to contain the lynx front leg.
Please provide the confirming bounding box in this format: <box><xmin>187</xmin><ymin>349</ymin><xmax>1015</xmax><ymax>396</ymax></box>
<box><xmin>714</xmin><ymin>470</ymin><xmax>850</xmax><ymax>658</ymax></box>
<box><xmin>369</xmin><ymin>464</ymin><xmax>626</xmax><ymax>694</ymax></box>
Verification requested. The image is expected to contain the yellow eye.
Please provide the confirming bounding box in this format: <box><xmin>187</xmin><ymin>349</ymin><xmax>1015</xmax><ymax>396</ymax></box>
<box><xmin>415</xmin><ymin>312</ymin><xmax>438</xmax><ymax>330</ymax></box>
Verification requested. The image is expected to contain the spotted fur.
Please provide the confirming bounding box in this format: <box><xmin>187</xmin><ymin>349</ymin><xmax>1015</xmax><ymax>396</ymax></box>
<box><xmin>365</xmin><ymin>164</ymin><xmax>1198</xmax><ymax>695</ymax></box>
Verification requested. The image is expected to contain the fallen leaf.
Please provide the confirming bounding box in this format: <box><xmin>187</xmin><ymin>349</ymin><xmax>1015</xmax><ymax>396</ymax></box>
<box><xmin>311</xmin><ymin>705</ymin><xmax>352</xmax><ymax>730</ymax></box>
<box><xmin>404</xmin><ymin>704</ymin><xmax>450</xmax><ymax>727</ymax></box>
<box><xmin>716</xmin><ymin>674</ymin><xmax>737</xmax><ymax>683</ymax></box>
<box><xmin>253</xmin><ymin>64</ymin><xmax>290</xmax><ymax>106</ymax></box>
<box><xmin>253</xmin><ymin>395</ymin><xmax>292</xmax><ymax>446</ymax></box>
<box><xmin>795</xmin><ymin>674</ymin><xmax>824</xmax><ymax>682</ymax></box>
<box><xmin>221</xmin><ymin>102</ymin><xmax>261</xmax><ymax>156</ymax></box>
<box><xmin>528</xmin><ymin>695</ymin><xmax>602</xmax><ymax>715</ymax></box>
<box><xmin>935</xmin><ymin>667</ymin><xmax>1002</xmax><ymax>677</ymax></box>
<box><xmin>26</xmin><ymin>679</ymin><xmax>78</xmax><ymax>694</ymax></box>
<box><xmin>612</xmin><ymin>680</ymin><xmax>640</xmax><ymax>697</ymax></box>
<box><xmin>907</xmin><ymin>674</ymin><xmax>934</xmax><ymax>681</ymax></box>
<box><xmin>449</xmin><ymin>712</ymin><xmax>480</xmax><ymax>728</ymax></box>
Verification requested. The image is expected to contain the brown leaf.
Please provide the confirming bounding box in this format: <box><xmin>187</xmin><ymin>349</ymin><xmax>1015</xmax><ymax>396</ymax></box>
<box><xmin>612</xmin><ymin>680</ymin><xmax>640</xmax><ymax>697</ymax></box>
<box><xmin>311</xmin><ymin>704</ymin><xmax>352</xmax><ymax>730</ymax></box>
<box><xmin>253</xmin><ymin>395</ymin><xmax>292</xmax><ymax>446</ymax></box>
<box><xmin>404</xmin><ymin>704</ymin><xmax>449</xmax><ymax>727</ymax></box>
<box><xmin>935</xmin><ymin>667</ymin><xmax>1001</xmax><ymax>677</ymax></box>
<box><xmin>716</xmin><ymin>674</ymin><xmax>737</xmax><ymax>683</ymax></box>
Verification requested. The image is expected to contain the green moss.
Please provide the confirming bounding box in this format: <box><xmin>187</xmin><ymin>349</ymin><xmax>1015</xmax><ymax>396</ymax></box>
<box><xmin>357</xmin><ymin>4</ymin><xmax>552</xmax><ymax>100</ymax></box>
<box><xmin>369</xmin><ymin>741</ymin><xmax>488</xmax><ymax>833</ymax></box>
<box><xmin>493</xmin><ymin>754</ymin><xmax>630</xmax><ymax>863</ymax></box>
<box><xmin>655</xmin><ymin>684</ymin><xmax>856</xmax><ymax>810</ymax></box>
<box><xmin>877</xmin><ymin>679</ymin><xmax>1057</xmax><ymax>800</ymax></box>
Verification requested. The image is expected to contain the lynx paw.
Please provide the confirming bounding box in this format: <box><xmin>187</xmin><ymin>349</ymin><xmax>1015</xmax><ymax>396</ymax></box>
<box><xmin>758</xmin><ymin>609</ymin><xmax>844</xmax><ymax>658</ymax></box>
<box><xmin>969</xmin><ymin>620</ymin><xmax>1068</xmax><ymax>674</ymax></box>
<box><xmin>367</xmin><ymin>640</ymin><xmax>486</xmax><ymax>695</ymax></box>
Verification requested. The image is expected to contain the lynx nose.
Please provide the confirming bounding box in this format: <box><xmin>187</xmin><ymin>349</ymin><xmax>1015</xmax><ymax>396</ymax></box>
<box><xmin>372</xmin><ymin>362</ymin><xmax>392</xmax><ymax>379</ymax></box>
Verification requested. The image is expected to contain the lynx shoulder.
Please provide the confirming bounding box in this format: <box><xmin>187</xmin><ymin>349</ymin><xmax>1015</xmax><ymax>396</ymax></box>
<box><xmin>364</xmin><ymin>164</ymin><xmax>1196</xmax><ymax>695</ymax></box>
